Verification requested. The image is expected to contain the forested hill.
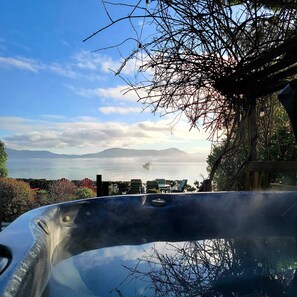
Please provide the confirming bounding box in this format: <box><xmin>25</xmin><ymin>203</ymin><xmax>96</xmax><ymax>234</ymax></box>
<box><xmin>6</xmin><ymin>147</ymin><xmax>206</xmax><ymax>162</ymax></box>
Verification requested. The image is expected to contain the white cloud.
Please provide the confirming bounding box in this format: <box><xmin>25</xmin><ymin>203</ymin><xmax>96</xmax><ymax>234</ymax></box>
<box><xmin>0</xmin><ymin>50</ymin><xmax>145</xmax><ymax>83</ymax></box>
<box><xmin>0</xmin><ymin>56</ymin><xmax>40</xmax><ymax>72</ymax></box>
<box><xmin>72</xmin><ymin>50</ymin><xmax>122</xmax><ymax>73</ymax></box>
<box><xmin>99</xmin><ymin>106</ymin><xmax>142</xmax><ymax>115</ymax></box>
<box><xmin>73</xmin><ymin>50</ymin><xmax>103</xmax><ymax>71</ymax></box>
<box><xmin>71</xmin><ymin>85</ymin><xmax>140</xmax><ymax>102</ymax></box>
<box><xmin>95</xmin><ymin>54</ymin><xmax>120</xmax><ymax>73</ymax></box>
<box><xmin>0</xmin><ymin>116</ymin><xmax>210</xmax><ymax>154</ymax></box>
<box><xmin>40</xmin><ymin>114</ymin><xmax>67</xmax><ymax>121</ymax></box>
<box><xmin>72</xmin><ymin>50</ymin><xmax>146</xmax><ymax>76</ymax></box>
<box><xmin>46</xmin><ymin>63</ymin><xmax>78</xmax><ymax>79</ymax></box>
<box><xmin>0</xmin><ymin>51</ymin><xmax>104</xmax><ymax>80</ymax></box>
<box><xmin>0</xmin><ymin>116</ymin><xmax>50</xmax><ymax>132</ymax></box>
<box><xmin>0</xmin><ymin>55</ymin><xmax>81</xmax><ymax>79</ymax></box>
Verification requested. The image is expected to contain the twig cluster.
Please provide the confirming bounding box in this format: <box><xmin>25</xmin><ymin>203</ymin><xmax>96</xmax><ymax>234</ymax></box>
<box><xmin>86</xmin><ymin>0</ymin><xmax>296</xmax><ymax>141</ymax></box>
<box><xmin>119</xmin><ymin>238</ymin><xmax>297</xmax><ymax>296</ymax></box>
<box><xmin>85</xmin><ymin>1</ymin><xmax>297</xmax><ymax>184</ymax></box>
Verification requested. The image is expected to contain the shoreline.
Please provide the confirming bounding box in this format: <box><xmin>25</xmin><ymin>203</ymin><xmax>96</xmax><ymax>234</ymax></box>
<box><xmin>14</xmin><ymin>177</ymin><xmax>198</xmax><ymax>195</ymax></box>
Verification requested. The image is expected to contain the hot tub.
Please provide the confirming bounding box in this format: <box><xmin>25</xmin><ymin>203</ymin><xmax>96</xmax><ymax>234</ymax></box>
<box><xmin>1</xmin><ymin>192</ymin><xmax>297</xmax><ymax>296</ymax></box>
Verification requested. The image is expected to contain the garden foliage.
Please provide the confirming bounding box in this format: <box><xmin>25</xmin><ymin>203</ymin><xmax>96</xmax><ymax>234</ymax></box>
<box><xmin>0</xmin><ymin>141</ymin><xmax>7</xmax><ymax>177</ymax></box>
<box><xmin>0</xmin><ymin>178</ymin><xmax>35</xmax><ymax>222</ymax></box>
<box><xmin>48</xmin><ymin>178</ymin><xmax>77</xmax><ymax>202</ymax></box>
<box><xmin>76</xmin><ymin>188</ymin><xmax>96</xmax><ymax>199</ymax></box>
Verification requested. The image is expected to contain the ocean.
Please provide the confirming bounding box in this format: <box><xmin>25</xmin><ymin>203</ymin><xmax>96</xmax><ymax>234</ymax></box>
<box><xmin>6</xmin><ymin>158</ymin><xmax>208</xmax><ymax>186</ymax></box>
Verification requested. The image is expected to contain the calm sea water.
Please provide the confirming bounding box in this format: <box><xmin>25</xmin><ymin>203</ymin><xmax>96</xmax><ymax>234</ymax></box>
<box><xmin>7</xmin><ymin>158</ymin><xmax>208</xmax><ymax>186</ymax></box>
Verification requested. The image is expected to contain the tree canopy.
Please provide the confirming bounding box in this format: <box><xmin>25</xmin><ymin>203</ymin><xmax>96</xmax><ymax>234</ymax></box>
<box><xmin>0</xmin><ymin>140</ymin><xmax>7</xmax><ymax>177</ymax></box>
<box><xmin>207</xmin><ymin>94</ymin><xmax>297</xmax><ymax>190</ymax></box>
<box><xmin>86</xmin><ymin>0</ymin><xmax>297</xmax><ymax>140</ymax></box>
<box><xmin>85</xmin><ymin>0</ymin><xmax>297</xmax><ymax>184</ymax></box>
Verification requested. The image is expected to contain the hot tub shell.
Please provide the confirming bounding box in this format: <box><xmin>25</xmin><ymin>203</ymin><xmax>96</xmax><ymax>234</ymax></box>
<box><xmin>1</xmin><ymin>191</ymin><xmax>297</xmax><ymax>296</ymax></box>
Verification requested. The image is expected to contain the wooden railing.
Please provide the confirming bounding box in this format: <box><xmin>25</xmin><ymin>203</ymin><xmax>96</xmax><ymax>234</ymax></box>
<box><xmin>246</xmin><ymin>161</ymin><xmax>297</xmax><ymax>190</ymax></box>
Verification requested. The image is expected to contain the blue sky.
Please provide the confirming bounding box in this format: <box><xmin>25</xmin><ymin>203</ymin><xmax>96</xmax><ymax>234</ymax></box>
<box><xmin>0</xmin><ymin>0</ymin><xmax>211</xmax><ymax>156</ymax></box>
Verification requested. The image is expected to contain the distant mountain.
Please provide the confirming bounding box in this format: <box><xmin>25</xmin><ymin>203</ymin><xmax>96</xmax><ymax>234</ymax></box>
<box><xmin>5</xmin><ymin>148</ymin><xmax>72</xmax><ymax>159</ymax></box>
<box><xmin>5</xmin><ymin>147</ymin><xmax>206</xmax><ymax>162</ymax></box>
<box><xmin>83</xmin><ymin>147</ymin><xmax>189</xmax><ymax>158</ymax></box>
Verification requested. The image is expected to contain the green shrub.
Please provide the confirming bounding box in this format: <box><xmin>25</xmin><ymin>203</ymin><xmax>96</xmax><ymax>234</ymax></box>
<box><xmin>76</xmin><ymin>188</ymin><xmax>96</xmax><ymax>199</ymax></box>
<box><xmin>34</xmin><ymin>189</ymin><xmax>54</xmax><ymax>207</ymax></box>
<box><xmin>0</xmin><ymin>178</ymin><xmax>36</xmax><ymax>222</ymax></box>
<box><xmin>0</xmin><ymin>141</ymin><xmax>7</xmax><ymax>177</ymax></box>
<box><xmin>37</xmin><ymin>189</ymin><xmax>48</xmax><ymax>198</ymax></box>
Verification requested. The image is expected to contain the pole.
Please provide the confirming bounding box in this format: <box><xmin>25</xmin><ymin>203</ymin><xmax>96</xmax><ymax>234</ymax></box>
<box><xmin>248</xmin><ymin>95</ymin><xmax>258</xmax><ymax>162</ymax></box>
<box><xmin>96</xmin><ymin>175</ymin><xmax>102</xmax><ymax>197</ymax></box>
<box><xmin>246</xmin><ymin>94</ymin><xmax>258</xmax><ymax>190</ymax></box>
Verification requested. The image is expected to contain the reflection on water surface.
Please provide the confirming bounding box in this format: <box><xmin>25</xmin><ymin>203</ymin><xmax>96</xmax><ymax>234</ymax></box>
<box><xmin>43</xmin><ymin>237</ymin><xmax>297</xmax><ymax>297</ymax></box>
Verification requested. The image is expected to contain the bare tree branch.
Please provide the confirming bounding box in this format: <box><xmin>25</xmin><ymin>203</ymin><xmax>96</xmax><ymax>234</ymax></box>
<box><xmin>85</xmin><ymin>0</ymin><xmax>297</xmax><ymax>182</ymax></box>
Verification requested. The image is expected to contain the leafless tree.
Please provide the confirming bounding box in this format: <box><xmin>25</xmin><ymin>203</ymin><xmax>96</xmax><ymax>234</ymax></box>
<box><xmin>48</xmin><ymin>178</ymin><xmax>77</xmax><ymax>202</ymax></box>
<box><xmin>85</xmin><ymin>0</ymin><xmax>297</xmax><ymax>181</ymax></box>
<box><xmin>118</xmin><ymin>237</ymin><xmax>297</xmax><ymax>296</ymax></box>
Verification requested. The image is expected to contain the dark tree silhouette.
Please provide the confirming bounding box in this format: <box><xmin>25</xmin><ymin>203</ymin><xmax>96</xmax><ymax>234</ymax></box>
<box><xmin>119</xmin><ymin>237</ymin><xmax>297</xmax><ymax>296</ymax></box>
<box><xmin>85</xmin><ymin>0</ymin><xmax>297</xmax><ymax>182</ymax></box>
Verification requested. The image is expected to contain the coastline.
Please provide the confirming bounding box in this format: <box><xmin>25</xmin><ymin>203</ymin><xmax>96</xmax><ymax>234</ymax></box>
<box><xmin>7</xmin><ymin>158</ymin><xmax>208</xmax><ymax>187</ymax></box>
<box><xmin>16</xmin><ymin>177</ymin><xmax>198</xmax><ymax>196</ymax></box>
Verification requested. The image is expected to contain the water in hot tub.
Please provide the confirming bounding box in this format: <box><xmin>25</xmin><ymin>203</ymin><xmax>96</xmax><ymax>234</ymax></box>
<box><xmin>43</xmin><ymin>237</ymin><xmax>297</xmax><ymax>297</ymax></box>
